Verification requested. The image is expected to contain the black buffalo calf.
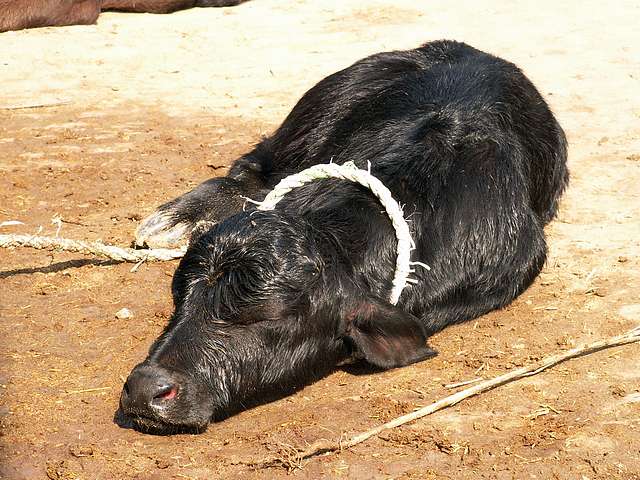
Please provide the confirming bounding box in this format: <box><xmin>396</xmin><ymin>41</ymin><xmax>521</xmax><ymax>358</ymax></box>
<box><xmin>119</xmin><ymin>40</ymin><xmax>568</xmax><ymax>434</ymax></box>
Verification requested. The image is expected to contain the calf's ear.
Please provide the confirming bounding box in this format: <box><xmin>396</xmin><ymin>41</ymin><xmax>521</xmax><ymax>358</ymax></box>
<box><xmin>342</xmin><ymin>298</ymin><xmax>437</xmax><ymax>369</ymax></box>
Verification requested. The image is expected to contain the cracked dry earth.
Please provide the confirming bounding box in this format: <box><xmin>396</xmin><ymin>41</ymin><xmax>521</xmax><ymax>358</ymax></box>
<box><xmin>1</xmin><ymin>0</ymin><xmax>639</xmax><ymax>478</ymax></box>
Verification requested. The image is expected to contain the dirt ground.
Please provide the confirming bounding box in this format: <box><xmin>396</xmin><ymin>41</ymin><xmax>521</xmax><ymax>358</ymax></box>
<box><xmin>1</xmin><ymin>1</ymin><xmax>639</xmax><ymax>478</ymax></box>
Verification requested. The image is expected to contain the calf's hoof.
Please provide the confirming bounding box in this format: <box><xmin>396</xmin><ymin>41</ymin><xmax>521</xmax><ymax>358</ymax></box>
<box><xmin>135</xmin><ymin>210</ymin><xmax>192</xmax><ymax>248</ymax></box>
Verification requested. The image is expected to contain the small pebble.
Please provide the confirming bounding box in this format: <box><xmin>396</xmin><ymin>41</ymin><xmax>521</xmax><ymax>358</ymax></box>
<box><xmin>155</xmin><ymin>458</ymin><xmax>172</xmax><ymax>469</ymax></box>
<box><xmin>115</xmin><ymin>308</ymin><xmax>133</xmax><ymax>319</ymax></box>
<box><xmin>69</xmin><ymin>444</ymin><xmax>94</xmax><ymax>458</ymax></box>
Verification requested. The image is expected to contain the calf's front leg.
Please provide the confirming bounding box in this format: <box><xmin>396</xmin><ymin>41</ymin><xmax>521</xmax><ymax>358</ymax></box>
<box><xmin>135</xmin><ymin>157</ymin><xmax>267</xmax><ymax>248</ymax></box>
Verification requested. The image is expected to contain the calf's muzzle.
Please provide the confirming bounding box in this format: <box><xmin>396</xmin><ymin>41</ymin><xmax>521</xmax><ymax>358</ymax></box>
<box><xmin>120</xmin><ymin>364</ymin><xmax>179</xmax><ymax>417</ymax></box>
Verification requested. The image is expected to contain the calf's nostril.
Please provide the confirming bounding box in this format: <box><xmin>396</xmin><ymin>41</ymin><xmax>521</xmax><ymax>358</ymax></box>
<box><xmin>153</xmin><ymin>384</ymin><xmax>178</xmax><ymax>401</ymax></box>
<box><xmin>121</xmin><ymin>366</ymin><xmax>179</xmax><ymax>411</ymax></box>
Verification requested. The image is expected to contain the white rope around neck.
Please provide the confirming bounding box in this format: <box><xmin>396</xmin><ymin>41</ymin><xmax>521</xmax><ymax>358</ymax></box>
<box><xmin>248</xmin><ymin>161</ymin><xmax>430</xmax><ymax>305</ymax></box>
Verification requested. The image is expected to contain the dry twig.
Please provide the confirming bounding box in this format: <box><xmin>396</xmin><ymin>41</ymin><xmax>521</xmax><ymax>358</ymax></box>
<box><xmin>254</xmin><ymin>325</ymin><xmax>640</xmax><ymax>469</ymax></box>
<box><xmin>445</xmin><ymin>377</ymin><xmax>483</xmax><ymax>389</ymax></box>
<box><xmin>65</xmin><ymin>386</ymin><xmax>111</xmax><ymax>395</ymax></box>
<box><xmin>0</xmin><ymin>100</ymin><xmax>71</xmax><ymax>110</ymax></box>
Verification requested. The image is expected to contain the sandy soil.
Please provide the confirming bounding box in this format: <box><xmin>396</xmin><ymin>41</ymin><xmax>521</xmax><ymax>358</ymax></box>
<box><xmin>1</xmin><ymin>1</ymin><xmax>639</xmax><ymax>478</ymax></box>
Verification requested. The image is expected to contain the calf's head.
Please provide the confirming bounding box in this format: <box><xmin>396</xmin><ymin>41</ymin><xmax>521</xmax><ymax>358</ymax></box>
<box><xmin>119</xmin><ymin>210</ymin><xmax>436</xmax><ymax>434</ymax></box>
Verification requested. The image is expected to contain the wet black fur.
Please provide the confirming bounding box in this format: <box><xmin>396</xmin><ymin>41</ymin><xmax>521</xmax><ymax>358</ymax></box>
<box><xmin>119</xmin><ymin>40</ymin><xmax>568</xmax><ymax>434</ymax></box>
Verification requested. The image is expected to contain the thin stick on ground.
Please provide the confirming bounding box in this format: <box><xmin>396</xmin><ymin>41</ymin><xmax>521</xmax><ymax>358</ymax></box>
<box><xmin>0</xmin><ymin>234</ymin><xmax>185</xmax><ymax>262</ymax></box>
<box><xmin>255</xmin><ymin>324</ymin><xmax>640</xmax><ymax>469</ymax></box>
<box><xmin>445</xmin><ymin>377</ymin><xmax>483</xmax><ymax>389</ymax></box>
<box><xmin>65</xmin><ymin>386</ymin><xmax>112</xmax><ymax>395</ymax></box>
<box><xmin>0</xmin><ymin>100</ymin><xmax>72</xmax><ymax>110</ymax></box>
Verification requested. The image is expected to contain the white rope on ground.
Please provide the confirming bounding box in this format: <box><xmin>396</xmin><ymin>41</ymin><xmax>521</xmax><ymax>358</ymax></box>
<box><xmin>252</xmin><ymin>161</ymin><xmax>426</xmax><ymax>304</ymax></box>
<box><xmin>0</xmin><ymin>234</ymin><xmax>186</xmax><ymax>262</ymax></box>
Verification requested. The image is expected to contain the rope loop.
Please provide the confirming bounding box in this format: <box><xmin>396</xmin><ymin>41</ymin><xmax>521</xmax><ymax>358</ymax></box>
<box><xmin>250</xmin><ymin>161</ymin><xmax>428</xmax><ymax>304</ymax></box>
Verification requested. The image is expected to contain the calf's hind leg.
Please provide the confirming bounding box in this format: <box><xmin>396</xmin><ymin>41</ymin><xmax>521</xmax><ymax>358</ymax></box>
<box><xmin>418</xmin><ymin>214</ymin><xmax>549</xmax><ymax>336</ymax></box>
<box><xmin>420</xmin><ymin>252</ymin><xmax>546</xmax><ymax>336</ymax></box>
